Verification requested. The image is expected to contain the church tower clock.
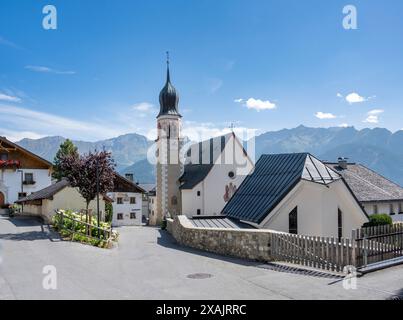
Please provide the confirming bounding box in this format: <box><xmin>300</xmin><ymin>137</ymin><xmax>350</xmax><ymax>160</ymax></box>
<box><xmin>155</xmin><ymin>54</ymin><xmax>182</xmax><ymax>224</ymax></box>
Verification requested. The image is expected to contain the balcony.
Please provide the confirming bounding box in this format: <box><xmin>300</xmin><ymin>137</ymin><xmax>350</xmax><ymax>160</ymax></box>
<box><xmin>0</xmin><ymin>160</ymin><xmax>21</xmax><ymax>168</ymax></box>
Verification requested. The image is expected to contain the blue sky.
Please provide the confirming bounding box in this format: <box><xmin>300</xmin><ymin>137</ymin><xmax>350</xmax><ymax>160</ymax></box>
<box><xmin>0</xmin><ymin>0</ymin><xmax>402</xmax><ymax>142</ymax></box>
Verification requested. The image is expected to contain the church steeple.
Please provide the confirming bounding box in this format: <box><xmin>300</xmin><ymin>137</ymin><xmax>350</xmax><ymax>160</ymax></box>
<box><xmin>158</xmin><ymin>52</ymin><xmax>181</xmax><ymax>118</ymax></box>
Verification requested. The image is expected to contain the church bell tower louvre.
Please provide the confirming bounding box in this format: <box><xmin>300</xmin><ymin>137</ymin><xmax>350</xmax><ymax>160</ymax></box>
<box><xmin>155</xmin><ymin>52</ymin><xmax>183</xmax><ymax>224</ymax></box>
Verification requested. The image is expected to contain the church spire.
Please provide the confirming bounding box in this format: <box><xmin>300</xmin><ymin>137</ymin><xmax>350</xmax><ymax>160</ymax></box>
<box><xmin>166</xmin><ymin>51</ymin><xmax>171</xmax><ymax>83</ymax></box>
<box><xmin>158</xmin><ymin>52</ymin><xmax>181</xmax><ymax>118</ymax></box>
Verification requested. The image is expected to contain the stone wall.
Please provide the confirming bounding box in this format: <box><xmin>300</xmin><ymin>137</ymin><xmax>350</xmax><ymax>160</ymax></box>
<box><xmin>167</xmin><ymin>215</ymin><xmax>283</xmax><ymax>262</ymax></box>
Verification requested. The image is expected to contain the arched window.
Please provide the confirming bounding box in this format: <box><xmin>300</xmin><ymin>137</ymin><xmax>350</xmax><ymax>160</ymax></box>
<box><xmin>338</xmin><ymin>208</ymin><xmax>343</xmax><ymax>240</ymax></box>
<box><xmin>289</xmin><ymin>206</ymin><xmax>298</xmax><ymax>234</ymax></box>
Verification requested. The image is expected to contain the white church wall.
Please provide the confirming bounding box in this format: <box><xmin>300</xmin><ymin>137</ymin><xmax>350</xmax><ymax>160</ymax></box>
<box><xmin>181</xmin><ymin>134</ymin><xmax>254</xmax><ymax>217</ymax></box>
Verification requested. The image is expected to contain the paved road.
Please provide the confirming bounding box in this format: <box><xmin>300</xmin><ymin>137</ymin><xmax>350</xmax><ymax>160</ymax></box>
<box><xmin>0</xmin><ymin>214</ymin><xmax>402</xmax><ymax>300</ymax></box>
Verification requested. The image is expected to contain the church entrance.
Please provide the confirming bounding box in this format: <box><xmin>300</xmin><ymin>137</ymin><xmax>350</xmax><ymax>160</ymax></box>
<box><xmin>0</xmin><ymin>191</ymin><xmax>5</xmax><ymax>208</ymax></box>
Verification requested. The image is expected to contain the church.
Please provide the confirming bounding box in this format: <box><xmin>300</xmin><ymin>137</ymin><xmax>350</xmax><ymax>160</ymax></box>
<box><xmin>151</xmin><ymin>58</ymin><xmax>253</xmax><ymax>225</ymax></box>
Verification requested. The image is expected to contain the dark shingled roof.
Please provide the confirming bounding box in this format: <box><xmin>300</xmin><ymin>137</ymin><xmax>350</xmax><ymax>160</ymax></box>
<box><xmin>326</xmin><ymin>163</ymin><xmax>403</xmax><ymax>202</ymax></box>
<box><xmin>189</xmin><ymin>216</ymin><xmax>255</xmax><ymax>229</ymax></box>
<box><xmin>16</xmin><ymin>179</ymin><xmax>70</xmax><ymax>203</ymax></box>
<box><xmin>179</xmin><ymin>133</ymin><xmax>232</xmax><ymax>190</ymax></box>
<box><xmin>223</xmin><ymin>153</ymin><xmax>341</xmax><ymax>224</ymax></box>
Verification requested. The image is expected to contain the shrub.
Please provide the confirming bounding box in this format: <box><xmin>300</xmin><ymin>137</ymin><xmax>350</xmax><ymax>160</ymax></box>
<box><xmin>363</xmin><ymin>214</ymin><xmax>393</xmax><ymax>228</ymax></box>
<box><xmin>105</xmin><ymin>202</ymin><xmax>113</xmax><ymax>223</ymax></box>
<box><xmin>52</xmin><ymin>209</ymin><xmax>118</xmax><ymax>248</ymax></box>
<box><xmin>160</xmin><ymin>218</ymin><xmax>167</xmax><ymax>230</ymax></box>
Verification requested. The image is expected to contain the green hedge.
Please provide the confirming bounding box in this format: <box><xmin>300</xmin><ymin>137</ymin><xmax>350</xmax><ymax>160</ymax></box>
<box><xmin>363</xmin><ymin>213</ymin><xmax>393</xmax><ymax>228</ymax></box>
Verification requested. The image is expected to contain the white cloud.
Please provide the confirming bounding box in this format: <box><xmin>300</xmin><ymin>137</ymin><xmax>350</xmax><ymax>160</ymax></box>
<box><xmin>336</xmin><ymin>93</ymin><xmax>343</xmax><ymax>98</ymax></box>
<box><xmin>315</xmin><ymin>112</ymin><xmax>337</xmax><ymax>119</ymax></box>
<box><xmin>132</xmin><ymin>102</ymin><xmax>155</xmax><ymax>112</ymax></box>
<box><xmin>207</xmin><ymin>78</ymin><xmax>223</xmax><ymax>94</ymax></box>
<box><xmin>368</xmin><ymin>109</ymin><xmax>384</xmax><ymax>115</ymax></box>
<box><xmin>25</xmin><ymin>65</ymin><xmax>76</xmax><ymax>75</ymax></box>
<box><xmin>0</xmin><ymin>36</ymin><xmax>20</xmax><ymax>49</ymax></box>
<box><xmin>0</xmin><ymin>93</ymin><xmax>21</xmax><ymax>103</ymax></box>
<box><xmin>236</xmin><ymin>97</ymin><xmax>276</xmax><ymax>111</ymax></box>
<box><xmin>345</xmin><ymin>92</ymin><xmax>366</xmax><ymax>104</ymax></box>
<box><xmin>338</xmin><ymin>123</ymin><xmax>349</xmax><ymax>128</ymax></box>
<box><xmin>363</xmin><ymin>109</ymin><xmax>384</xmax><ymax>124</ymax></box>
<box><xmin>0</xmin><ymin>104</ymin><xmax>129</xmax><ymax>141</ymax></box>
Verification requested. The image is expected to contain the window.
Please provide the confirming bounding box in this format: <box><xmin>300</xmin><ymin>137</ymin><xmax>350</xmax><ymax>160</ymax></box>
<box><xmin>197</xmin><ymin>191</ymin><xmax>201</xmax><ymax>197</ymax></box>
<box><xmin>338</xmin><ymin>209</ymin><xmax>343</xmax><ymax>240</ymax></box>
<box><xmin>24</xmin><ymin>173</ymin><xmax>34</xmax><ymax>185</ymax></box>
<box><xmin>0</xmin><ymin>153</ymin><xmax>8</xmax><ymax>160</ymax></box>
<box><xmin>117</xmin><ymin>198</ymin><xmax>123</xmax><ymax>204</ymax></box>
<box><xmin>130</xmin><ymin>197</ymin><xmax>136</xmax><ymax>204</ymax></box>
<box><xmin>228</xmin><ymin>171</ymin><xmax>235</xmax><ymax>179</ymax></box>
<box><xmin>117</xmin><ymin>213</ymin><xmax>123</xmax><ymax>220</ymax></box>
<box><xmin>373</xmin><ymin>204</ymin><xmax>378</xmax><ymax>214</ymax></box>
<box><xmin>18</xmin><ymin>192</ymin><xmax>27</xmax><ymax>199</ymax></box>
<box><xmin>125</xmin><ymin>173</ymin><xmax>134</xmax><ymax>181</ymax></box>
<box><xmin>187</xmin><ymin>149</ymin><xmax>191</xmax><ymax>157</ymax></box>
<box><xmin>130</xmin><ymin>213</ymin><xmax>136</xmax><ymax>219</ymax></box>
<box><xmin>399</xmin><ymin>203</ymin><xmax>403</xmax><ymax>214</ymax></box>
<box><xmin>197</xmin><ymin>209</ymin><xmax>201</xmax><ymax>215</ymax></box>
<box><xmin>289</xmin><ymin>206</ymin><xmax>298</xmax><ymax>234</ymax></box>
<box><xmin>390</xmin><ymin>203</ymin><xmax>395</xmax><ymax>215</ymax></box>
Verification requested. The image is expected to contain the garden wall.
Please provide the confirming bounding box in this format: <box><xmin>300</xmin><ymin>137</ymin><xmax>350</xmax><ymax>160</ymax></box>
<box><xmin>167</xmin><ymin>215</ymin><xmax>282</xmax><ymax>262</ymax></box>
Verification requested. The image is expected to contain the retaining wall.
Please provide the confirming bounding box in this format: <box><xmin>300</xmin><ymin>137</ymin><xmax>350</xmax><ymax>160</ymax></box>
<box><xmin>167</xmin><ymin>215</ymin><xmax>282</xmax><ymax>262</ymax></box>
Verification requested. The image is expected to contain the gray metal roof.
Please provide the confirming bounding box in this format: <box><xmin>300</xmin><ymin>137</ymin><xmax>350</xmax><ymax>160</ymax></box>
<box><xmin>326</xmin><ymin>163</ymin><xmax>403</xmax><ymax>202</ymax></box>
<box><xmin>138</xmin><ymin>183</ymin><xmax>156</xmax><ymax>193</ymax></box>
<box><xmin>16</xmin><ymin>179</ymin><xmax>70</xmax><ymax>203</ymax></box>
<box><xmin>179</xmin><ymin>133</ymin><xmax>232</xmax><ymax>190</ymax></box>
<box><xmin>189</xmin><ymin>216</ymin><xmax>255</xmax><ymax>229</ymax></box>
<box><xmin>223</xmin><ymin>153</ymin><xmax>341</xmax><ymax>224</ymax></box>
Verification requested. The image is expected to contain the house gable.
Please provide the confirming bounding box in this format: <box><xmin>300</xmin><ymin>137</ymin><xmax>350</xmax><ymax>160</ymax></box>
<box><xmin>0</xmin><ymin>137</ymin><xmax>52</xmax><ymax>170</ymax></box>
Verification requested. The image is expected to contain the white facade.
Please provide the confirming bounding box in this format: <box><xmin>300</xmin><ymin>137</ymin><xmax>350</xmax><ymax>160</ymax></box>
<box><xmin>181</xmin><ymin>134</ymin><xmax>254</xmax><ymax>217</ymax></box>
<box><xmin>108</xmin><ymin>191</ymin><xmax>143</xmax><ymax>227</ymax></box>
<box><xmin>256</xmin><ymin>180</ymin><xmax>369</xmax><ymax>238</ymax></box>
<box><xmin>0</xmin><ymin>168</ymin><xmax>52</xmax><ymax>205</ymax></box>
<box><xmin>22</xmin><ymin>186</ymin><xmax>106</xmax><ymax>223</ymax></box>
<box><xmin>148</xmin><ymin>194</ymin><xmax>157</xmax><ymax>225</ymax></box>
<box><xmin>363</xmin><ymin>201</ymin><xmax>403</xmax><ymax>222</ymax></box>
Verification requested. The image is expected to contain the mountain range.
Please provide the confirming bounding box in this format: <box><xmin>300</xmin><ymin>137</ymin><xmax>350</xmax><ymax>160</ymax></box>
<box><xmin>16</xmin><ymin>125</ymin><xmax>403</xmax><ymax>186</ymax></box>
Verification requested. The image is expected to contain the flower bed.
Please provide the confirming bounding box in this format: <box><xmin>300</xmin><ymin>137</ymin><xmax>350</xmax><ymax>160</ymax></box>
<box><xmin>52</xmin><ymin>209</ymin><xmax>119</xmax><ymax>248</ymax></box>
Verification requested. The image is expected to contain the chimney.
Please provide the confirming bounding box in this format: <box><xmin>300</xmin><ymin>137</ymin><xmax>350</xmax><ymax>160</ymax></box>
<box><xmin>338</xmin><ymin>157</ymin><xmax>348</xmax><ymax>170</ymax></box>
<box><xmin>125</xmin><ymin>173</ymin><xmax>134</xmax><ymax>182</ymax></box>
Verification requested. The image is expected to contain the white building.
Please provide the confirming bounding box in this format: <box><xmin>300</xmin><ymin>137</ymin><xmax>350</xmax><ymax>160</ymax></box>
<box><xmin>0</xmin><ymin>136</ymin><xmax>52</xmax><ymax>207</ymax></box>
<box><xmin>179</xmin><ymin>133</ymin><xmax>254</xmax><ymax>217</ymax></box>
<box><xmin>222</xmin><ymin>153</ymin><xmax>369</xmax><ymax>238</ymax></box>
<box><xmin>16</xmin><ymin>179</ymin><xmax>107</xmax><ymax>223</ymax></box>
<box><xmin>326</xmin><ymin>158</ymin><xmax>403</xmax><ymax>222</ymax></box>
<box><xmin>108</xmin><ymin>174</ymin><xmax>145</xmax><ymax>227</ymax></box>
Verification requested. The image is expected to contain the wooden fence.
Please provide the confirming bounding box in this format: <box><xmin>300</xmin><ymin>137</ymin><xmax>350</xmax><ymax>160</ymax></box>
<box><xmin>270</xmin><ymin>233</ymin><xmax>354</xmax><ymax>273</ymax></box>
<box><xmin>270</xmin><ymin>223</ymin><xmax>403</xmax><ymax>273</ymax></box>
<box><xmin>352</xmin><ymin>223</ymin><xmax>403</xmax><ymax>267</ymax></box>
<box><xmin>54</xmin><ymin>210</ymin><xmax>113</xmax><ymax>243</ymax></box>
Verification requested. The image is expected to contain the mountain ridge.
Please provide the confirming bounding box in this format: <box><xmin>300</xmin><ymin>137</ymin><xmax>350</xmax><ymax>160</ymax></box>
<box><xmin>15</xmin><ymin>126</ymin><xmax>403</xmax><ymax>186</ymax></box>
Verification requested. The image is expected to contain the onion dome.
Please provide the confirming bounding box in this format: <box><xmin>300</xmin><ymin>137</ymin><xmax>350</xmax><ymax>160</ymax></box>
<box><xmin>158</xmin><ymin>55</ymin><xmax>181</xmax><ymax>118</ymax></box>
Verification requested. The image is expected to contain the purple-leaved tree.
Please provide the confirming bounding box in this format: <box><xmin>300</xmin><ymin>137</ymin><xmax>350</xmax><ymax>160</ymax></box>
<box><xmin>60</xmin><ymin>150</ymin><xmax>115</xmax><ymax>226</ymax></box>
